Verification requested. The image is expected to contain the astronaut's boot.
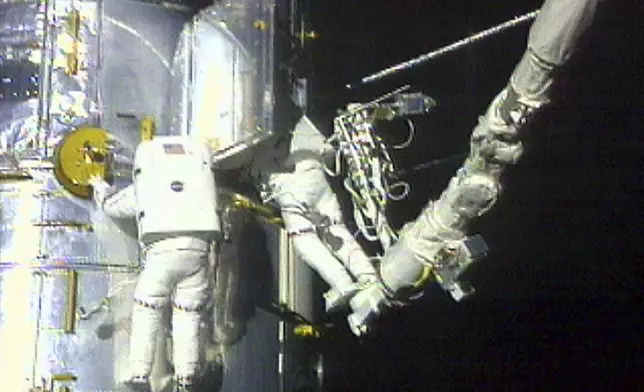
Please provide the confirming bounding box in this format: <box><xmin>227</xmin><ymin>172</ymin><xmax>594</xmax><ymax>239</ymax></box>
<box><xmin>172</xmin><ymin>295</ymin><xmax>207</xmax><ymax>392</ymax></box>
<box><xmin>346</xmin><ymin>280</ymin><xmax>391</xmax><ymax>336</ymax></box>
<box><xmin>121</xmin><ymin>375</ymin><xmax>152</xmax><ymax>392</ymax></box>
<box><xmin>174</xmin><ymin>375</ymin><xmax>196</xmax><ymax>392</ymax></box>
<box><xmin>323</xmin><ymin>283</ymin><xmax>359</xmax><ymax>313</ymax></box>
<box><xmin>123</xmin><ymin>299</ymin><xmax>164</xmax><ymax>392</ymax></box>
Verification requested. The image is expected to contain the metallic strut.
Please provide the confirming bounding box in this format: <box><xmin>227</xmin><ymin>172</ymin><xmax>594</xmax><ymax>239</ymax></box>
<box><xmin>354</xmin><ymin>9</ymin><xmax>540</xmax><ymax>87</ymax></box>
<box><xmin>64</xmin><ymin>270</ymin><xmax>79</xmax><ymax>334</ymax></box>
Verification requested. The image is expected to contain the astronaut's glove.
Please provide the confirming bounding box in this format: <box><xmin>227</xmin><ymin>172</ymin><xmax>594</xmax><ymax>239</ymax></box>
<box><xmin>323</xmin><ymin>284</ymin><xmax>360</xmax><ymax>313</ymax></box>
<box><xmin>88</xmin><ymin>175</ymin><xmax>113</xmax><ymax>206</ymax></box>
<box><xmin>87</xmin><ymin>175</ymin><xmax>107</xmax><ymax>187</ymax></box>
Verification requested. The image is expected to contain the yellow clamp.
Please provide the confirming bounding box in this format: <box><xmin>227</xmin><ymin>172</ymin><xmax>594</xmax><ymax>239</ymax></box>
<box><xmin>412</xmin><ymin>265</ymin><xmax>434</xmax><ymax>289</ymax></box>
<box><xmin>65</xmin><ymin>10</ymin><xmax>80</xmax><ymax>75</ymax></box>
<box><xmin>293</xmin><ymin>324</ymin><xmax>321</xmax><ymax>338</ymax></box>
<box><xmin>52</xmin><ymin>374</ymin><xmax>77</xmax><ymax>382</ymax></box>
<box><xmin>296</xmin><ymin>31</ymin><xmax>318</xmax><ymax>41</ymax></box>
<box><xmin>0</xmin><ymin>171</ymin><xmax>33</xmax><ymax>182</ymax></box>
<box><xmin>64</xmin><ymin>270</ymin><xmax>79</xmax><ymax>334</ymax></box>
<box><xmin>33</xmin><ymin>221</ymin><xmax>94</xmax><ymax>232</ymax></box>
<box><xmin>140</xmin><ymin>116</ymin><xmax>155</xmax><ymax>141</ymax></box>
<box><xmin>50</xmin><ymin>373</ymin><xmax>77</xmax><ymax>392</ymax></box>
<box><xmin>253</xmin><ymin>20</ymin><xmax>268</xmax><ymax>31</ymax></box>
<box><xmin>414</xmin><ymin>246</ymin><xmax>459</xmax><ymax>288</ymax></box>
<box><xmin>230</xmin><ymin>193</ymin><xmax>284</xmax><ymax>227</ymax></box>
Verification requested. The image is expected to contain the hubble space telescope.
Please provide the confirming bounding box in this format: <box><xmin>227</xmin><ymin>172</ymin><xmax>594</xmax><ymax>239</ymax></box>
<box><xmin>0</xmin><ymin>0</ymin><xmax>325</xmax><ymax>391</ymax></box>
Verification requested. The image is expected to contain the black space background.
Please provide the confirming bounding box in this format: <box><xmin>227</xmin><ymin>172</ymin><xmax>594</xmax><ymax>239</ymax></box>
<box><xmin>297</xmin><ymin>1</ymin><xmax>644</xmax><ymax>391</ymax></box>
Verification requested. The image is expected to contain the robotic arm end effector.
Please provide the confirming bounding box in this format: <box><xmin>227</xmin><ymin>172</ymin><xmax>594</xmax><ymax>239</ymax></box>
<box><xmin>346</xmin><ymin>234</ymin><xmax>488</xmax><ymax>336</ymax></box>
<box><xmin>382</xmin><ymin>232</ymin><xmax>488</xmax><ymax>302</ymax></box>
<box><xmin>431</xmin><ymin>234</ymin><xmax>489</xmax><ymax>301</ymax></box>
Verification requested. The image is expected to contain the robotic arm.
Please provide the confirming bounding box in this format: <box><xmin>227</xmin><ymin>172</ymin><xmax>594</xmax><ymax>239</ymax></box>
<box><xmin>345</xmin><ymin>0</ymin><xmax>605</xmax><ymax>335</ymax></box>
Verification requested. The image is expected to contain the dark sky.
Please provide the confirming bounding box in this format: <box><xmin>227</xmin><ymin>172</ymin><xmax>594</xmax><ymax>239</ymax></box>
<box><xmin>302</xmin><ymin>1</ymin><xmax>644</xmax><ymax>391</ymax></box>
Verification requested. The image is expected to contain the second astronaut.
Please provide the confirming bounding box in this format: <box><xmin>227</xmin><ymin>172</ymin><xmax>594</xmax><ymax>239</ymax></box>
<box><xmin>91</xmin><ymin>136</ymin><xmax>221</xmax><ymax>392</ymax></box>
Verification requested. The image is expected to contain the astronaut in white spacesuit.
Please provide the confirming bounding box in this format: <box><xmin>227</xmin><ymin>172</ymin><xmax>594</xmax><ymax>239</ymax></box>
<box><xmin>90</xmin><ymin>136</ymin><xmax>220</xmax><ymax>392</ymax></box>
<box><xmin>261</xmin><ymin>115</ymin><xmax>380</xmax><ymax>312</ymax></box>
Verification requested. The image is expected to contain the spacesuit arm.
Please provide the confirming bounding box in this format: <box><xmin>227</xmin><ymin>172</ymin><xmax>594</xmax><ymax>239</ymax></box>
<box><xmin>101</xmin><ymin>184</ymin><xmax>137</xmax><ymax>220</ymax></box>
<box><xmin>89</xmin><ymin>176</ymin><xmax>137</xmax><ymax>220</ymax></box>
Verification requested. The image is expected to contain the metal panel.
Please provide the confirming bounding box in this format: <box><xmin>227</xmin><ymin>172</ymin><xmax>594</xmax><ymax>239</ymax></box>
<box><xmin>100</xmin><ymin>0</ymin><xmax>192</xmax><ymax>147</ymax></box>
<box><xmin>0</xmin><ymin>190</ymin><xmax>44</xmax><ymax>258</ymax></box>
<box><xmin>39</xmin><ymin>0</ymin><xmax>102</xmax><ymax>152</ymax></box>
<box><xmin>1</xmin><ymin>0</ymin><xmax>190</xmax><ymax>391</ymax></box>
<box><xmin>0</xmin><ymin>177</ymin><xmax>49</xmax><ymax>264</ymax></box>
<box><xmin>0</xmin><ymin>269</ymin><xmax>42</xmax><ymax>391</ymax></box>
<box><xmin>277</xmin><ymin>227</ymin><xmax>322</xmax><ymax>392</ymax></box>
<box><xmin>218</xmin><ymin>309</ymin><xmax>281</xmax><ymax>392</ymax></box>
<box><xmin>39</xmin><ymin>227</ymin><xmax>101</xmax><ymax>263</ymax></box>
<box><xmin>0</xmin><ymin>0</ymin><xmax>318</xmax><ymax>391</ymax></box>
<box><xmin>0</xmin><ymin>266</ymin><xmax>141</xmax><ymax>391</ymax></box>
<box><xmin>33</xmin><ymin>270</ymin><xmax>139</xmax><ymax>391</ymax></box>
<box><xmin>210</xmin><ymin>219</ymin><xmax>319</xmax><ymax>392</ymax></box>
<box><xmin>205</xmin><ymin>216</ymin><xmax>282</xmax><ymax>392</ymax></box>
<box><xmin>40</xmin><ymin>184</ymin><xmax>92</xmax><ymax>222</ymax></box>
<box><xmin>167</xmin><ymin>0</ymin><xmax>276</xmax><ymax>170</ymax></box>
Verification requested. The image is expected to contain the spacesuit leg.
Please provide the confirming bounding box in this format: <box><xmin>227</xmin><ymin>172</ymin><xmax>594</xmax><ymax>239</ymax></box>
<box><xmin>269</xmin><ymin>152</ymin><xmax>362</xmax><ymax>311</ymax></box>
<box><xmin>281</xmin><ymin>208</ymin><xmax>360</xmax><ymax>311</ymax></box>
<box><xmin>316</xmin><ymin>190</ymin><xmax>379</xmax><ymax>285</ymax></box>
<box><xmin>255</xmin><ymin>115</ymin><xmax>371</xmax><ymax>311</ymax></box>
<box><xmin>291</xmin><ymin>116</ymin><xmax>379</xmax><ymax>290</ymax></box>
<box><xmin>172</xmin><ymin>249</ymin><xmax>210</xmax><ymax>386</ymax></box>
<box><xmin>126</xmin><ymin>252</ymin><xmax>177</xmax><ymax>388</ymax></box>
<box><xmin>347</xmin><ymin>0</ymin><xmax>605</xmax><ymax>335</ymax></box>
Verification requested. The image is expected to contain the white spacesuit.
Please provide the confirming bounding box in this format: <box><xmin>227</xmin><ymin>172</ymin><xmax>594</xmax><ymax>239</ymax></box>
<box><xmin>90</xmin><ymin>136</ymin><xmax>220</xmax><ymax>391</ymax></box>
<box><xmin>262</xmin><ymin>115</ymin><xmax>380</xmax><ymax>312</ymax></box>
